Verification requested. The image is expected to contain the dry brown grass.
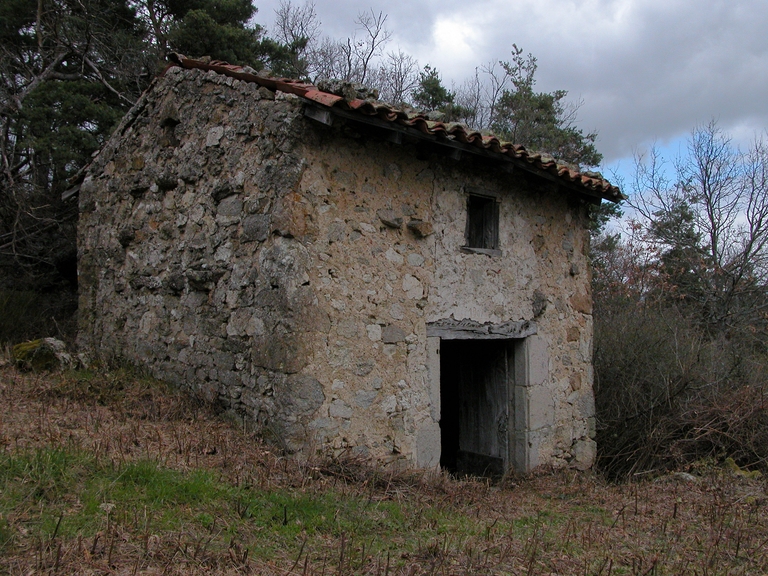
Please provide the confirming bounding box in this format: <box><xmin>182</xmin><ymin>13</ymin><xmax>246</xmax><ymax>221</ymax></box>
<box><xmin>2</xmin><ymin>365</ymin><xmax>768</xmax><ymax>575</ymax></box>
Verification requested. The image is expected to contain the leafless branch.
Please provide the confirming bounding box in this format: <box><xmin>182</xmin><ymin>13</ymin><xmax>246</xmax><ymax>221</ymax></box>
<box><xmin>273</xmin><ymin>0</ymin><xmax>320</xmax><ymax>46</ymax></box>
<box><xmin>0</xmin><ymin>51</ymin><xmax>68</xmax><ymax>117</ymax></box>
<box><xmin>83</xmin><ymin>56</ymin><xmax>135</xmax><ymax>106</ymax></box>
<box><xmin>353</xmin><ymin>10</ymin><xmax>391</xmax><ymax>85</ymax></box>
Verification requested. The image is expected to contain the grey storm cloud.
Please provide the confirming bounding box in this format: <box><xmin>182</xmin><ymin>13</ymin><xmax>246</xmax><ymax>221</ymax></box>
<box><xmin>254</xmin><ymin>0</ymin><xmax>768</xmax><ymax>164</ymax></box>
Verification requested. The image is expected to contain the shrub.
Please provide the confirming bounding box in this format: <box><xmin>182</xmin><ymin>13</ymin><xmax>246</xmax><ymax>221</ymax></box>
<box><xmin>594</xmin><ymin>298</ymin><xmax>768</xmax><ymax>478</ymax></box>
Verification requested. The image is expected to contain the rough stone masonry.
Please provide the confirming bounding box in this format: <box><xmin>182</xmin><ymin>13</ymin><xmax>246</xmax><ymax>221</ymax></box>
<box><xmin>77</xmin><ymin>63</ymin><xmax>618</xmax><ymax>473</ymax></box>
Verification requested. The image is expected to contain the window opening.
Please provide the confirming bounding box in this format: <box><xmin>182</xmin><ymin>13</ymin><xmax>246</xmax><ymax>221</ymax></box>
<box><xmin>465</xmin><ymin>193</ymin><xmax>499</xmax><ymax>251</ymax></box>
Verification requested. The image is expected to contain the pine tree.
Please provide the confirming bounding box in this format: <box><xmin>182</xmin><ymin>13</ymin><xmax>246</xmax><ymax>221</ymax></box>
<box><xmin>491</xmin><ymin>46</ymin><xmax>601</xmax><ymax>168</ymax></box>
<box><xmin>412</xmin><ymin>65</ymin><xmax>470</xmax><ymax>122</ymax></box>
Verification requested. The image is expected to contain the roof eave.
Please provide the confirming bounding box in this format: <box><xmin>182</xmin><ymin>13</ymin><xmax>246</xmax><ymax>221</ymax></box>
<box><xmin>303</xmin><ymin>102</ymin><xmax>618</xmax><ymax>204</ymax></box>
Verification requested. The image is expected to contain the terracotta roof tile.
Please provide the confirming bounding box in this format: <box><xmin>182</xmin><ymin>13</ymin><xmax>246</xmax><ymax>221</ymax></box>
<box><xmin>167</xmin><ymin>54</ymin><xmax>623</xmax><ymax>202</ymax></box>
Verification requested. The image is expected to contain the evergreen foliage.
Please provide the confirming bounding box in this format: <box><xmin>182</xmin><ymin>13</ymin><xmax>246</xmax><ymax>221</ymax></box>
<box><xmin>413</xmin><ymin>65</ymin><xmax>454</xmax><ymax>111</ymax></box>
<box><xmin>0</xmin><ymin>0</ymin><xmax>148</xmax><ymax>294</ymax></box>
<box><xmin>490</xmin><ymin>46</ymin><xmax>602</xmax><ymax>168</ymax></box>
<box><xmin>156</xmin><ymin>0</ymin><xmax>297</xmax><ymax>70</ymax></box>
<box><xmin>409</xmin><ymin>47</ymin><xmax>602</xmax><ymax>168</ymax></box>
<box><xmin>411</xmin><ymin>65</ymin><xmax>471</xmax><ymax>122</ymax></box>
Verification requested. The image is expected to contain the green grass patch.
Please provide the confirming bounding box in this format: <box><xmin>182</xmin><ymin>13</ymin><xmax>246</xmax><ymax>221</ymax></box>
<box><xmin>0</xmin><ymin>447</ymin><xmax>493</xmax><ymax>565</ymax></box>
<box><xmin>0</xmin><ymin>449</ymin><xmax>224</xmax><ymax>540</ymax></box>
<box><xmin>4</xmin><ymin>363</ymin><xmax>768</xmax><ymax>574</ymax></box>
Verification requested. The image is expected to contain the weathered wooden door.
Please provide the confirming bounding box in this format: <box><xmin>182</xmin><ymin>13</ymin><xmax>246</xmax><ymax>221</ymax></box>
<box><xmin>440</xmin><ymin>339</ymin><xmax>514</xmax><ymax>476</ymax></box>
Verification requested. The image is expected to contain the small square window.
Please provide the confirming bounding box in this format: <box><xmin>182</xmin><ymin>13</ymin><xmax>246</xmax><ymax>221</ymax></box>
<box><xmin>464</xmin><ymin>193</ymin><xmax>499</xmax><ymax>252</ymax></box>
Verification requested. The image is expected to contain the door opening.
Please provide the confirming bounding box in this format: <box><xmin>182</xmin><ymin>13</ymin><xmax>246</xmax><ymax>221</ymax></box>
<box><xmin>439</xmin><ymin>339</ymin><xmax>514</xmax><ymax>477</ymax></box>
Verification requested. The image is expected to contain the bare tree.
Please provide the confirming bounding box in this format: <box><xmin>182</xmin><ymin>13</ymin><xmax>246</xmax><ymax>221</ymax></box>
<box><xmin>480</xmin><ymin>60</ymin><xmax>513</xmax><ymax>127</ymax></box>
<box><xmin>272</xmin><ymin>0</ymin><xmax>321</xmax><ymax>78</ymax></box>
<box><xmin>288</xmin><ymin>8</ymin><xmax>392</xmax><ymax>85</ymax></box>
<box><xmin>452</xmin><ymin>59</ymin><xmax>525</xmax><ymax>131</ymax></box>
<box><xmin>593</xmin><ymin>122</ymin><xmax>768</xmax><ymax>478</ymax></box>
<box><xmin>370</xmin><ymin>49</ymin><xmax>419</xmax><ymax>104</ymax></box>
<box><xmin>273</xmin><ymin>0</ymin><xmax>321</xmax><ymax>46</ymax></box>
<box><xmin>351</xmin><ymin>10</ymin><xmax>391</xmax><ymax>85</ymax></box>
<box><xmin>453</xmin><ymin>70</ymin><xmax>483</xmax><ymax>127</ymax></box>
<box><xmin>310</xmin><ymin>36</ymin><xmax>347</xmax><ymax>81</ymax></box>
<box><xmin>630</xmin><ymin>121</ymin><xmax>768</xmax><ymax>335</ymax></box>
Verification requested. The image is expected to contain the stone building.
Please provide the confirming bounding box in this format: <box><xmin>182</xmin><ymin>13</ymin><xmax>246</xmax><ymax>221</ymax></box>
<box><xmin>77</xmin><ymin>55</ymin><xmax>622</xmax><ymax>475</ymax></box>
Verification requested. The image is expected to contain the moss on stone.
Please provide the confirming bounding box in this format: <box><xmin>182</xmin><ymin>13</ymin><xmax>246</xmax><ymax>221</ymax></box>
<box><xmin>12</xmin><ymin>338</ymin><xmax>70</xmax><ymax>372</ymax></box>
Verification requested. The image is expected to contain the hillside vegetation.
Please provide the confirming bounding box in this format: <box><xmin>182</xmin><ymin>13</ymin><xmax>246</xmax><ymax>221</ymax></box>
<box><xmin>593</xmin><ymin>122</ymin><xmax>768</xmax><ymax>478</ymax></box>
<box><xmin>1</xmin><ymin>363</ymin><xmax>767</xmax><ymax>575</ymax></box>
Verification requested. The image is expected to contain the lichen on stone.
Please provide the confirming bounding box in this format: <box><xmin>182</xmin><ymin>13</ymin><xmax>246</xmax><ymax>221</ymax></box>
<box><xmin>12</xmin><ymin>337</ymin><xmax>72</xmax><ymax>371</ymax></box>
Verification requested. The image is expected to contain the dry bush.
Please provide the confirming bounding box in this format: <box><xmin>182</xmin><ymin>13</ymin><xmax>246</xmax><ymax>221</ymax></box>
<box><xmin>317</xmin><ymin>453</ymin><xmax>424</xmax><ymax>488</ymax></box>
<box><xmin>666</xmin><ymin>385</ymin><xmax>768</xmax><ymax>468</ymax></box>
<box><xmin>594</xmin><ymin>299</ymin><xmax>768</xmax><ymax>478</ymax></box>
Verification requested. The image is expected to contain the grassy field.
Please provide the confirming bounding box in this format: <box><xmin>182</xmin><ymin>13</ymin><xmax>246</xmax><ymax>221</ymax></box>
<box><xmin>1</xmin><ymin>363</ymin><xmax>767</xmax><ymax>575</ymax></box>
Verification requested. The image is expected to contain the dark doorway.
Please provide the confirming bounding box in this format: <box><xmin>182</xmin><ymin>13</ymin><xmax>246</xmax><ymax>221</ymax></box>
<box><xmin>440</xmin><ymin>339</ymin><xmax>513</xmax><ymax>476</ymax></box>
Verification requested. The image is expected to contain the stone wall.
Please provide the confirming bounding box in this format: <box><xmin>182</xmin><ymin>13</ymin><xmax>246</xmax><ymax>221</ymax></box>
<box><xmin>78</xmin><ymin>66</ymin><xmax>596</xmax><ymax>470</ymax></box>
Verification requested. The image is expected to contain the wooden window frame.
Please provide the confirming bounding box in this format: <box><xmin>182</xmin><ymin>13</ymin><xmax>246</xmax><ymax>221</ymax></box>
<box><xmin>461</xmin><ymin>188</ymin><xmax>501</xmax><ymax>256</ymax></box>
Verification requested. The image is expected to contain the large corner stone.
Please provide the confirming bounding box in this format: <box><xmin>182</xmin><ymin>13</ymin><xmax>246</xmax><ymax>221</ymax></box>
<box><xmin>525</xmin><ymin>334</ymin><xmax>549</xmax><ymax>387</ymax></box>
<box><xmin>426</xmin><ymin>337</ymin><xmax>441</xmax><ymax>422</ymax></box>
<box><xmin>528</xmin><ymin>384</ymin><xmax>555</xmax><ymax>432</ymax></box>
<box><xmin>416</xmin><ymin>420</ymin><xmax>441</xmax><ymax>468</ymax></box>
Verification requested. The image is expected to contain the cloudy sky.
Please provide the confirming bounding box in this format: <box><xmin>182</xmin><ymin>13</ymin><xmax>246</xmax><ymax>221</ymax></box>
<box><xmin>253</xmin><ymin>0</ymin><xmax>768</xmax><ymax>176</ymax></box>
